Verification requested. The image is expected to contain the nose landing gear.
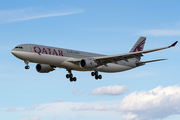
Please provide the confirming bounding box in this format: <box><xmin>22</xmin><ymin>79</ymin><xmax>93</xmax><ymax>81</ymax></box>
<box><xmin>24</xmin><ymin>60</ymin><xmax>30</xmax><ymax>69</ymax></box>
<box><xmin>66</xmin><ymin>70</ymin><xmax>77</xmax><ymax>82</ymax></box>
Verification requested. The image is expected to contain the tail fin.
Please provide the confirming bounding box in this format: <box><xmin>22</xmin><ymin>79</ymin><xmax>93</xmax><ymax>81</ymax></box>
<box><xmin>130</xmin><ymin>36</ymin><xmax>146</xmax><ymax>60</ymax></box>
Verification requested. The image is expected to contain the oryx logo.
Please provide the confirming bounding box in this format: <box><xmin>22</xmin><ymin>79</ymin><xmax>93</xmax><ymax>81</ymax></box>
<box><xmin>133</xmin><ymin>38</ymin><xmax>146</xmax><ymax>52</ymax></box>
<box><xmin>90</xmin><ymin>62</ymin><xmax>92</xmax><ymax>65</ymax></box>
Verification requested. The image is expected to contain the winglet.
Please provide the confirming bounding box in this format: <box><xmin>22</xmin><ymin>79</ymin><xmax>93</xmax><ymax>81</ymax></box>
<box><xmin>170</xmin><ymin>41</ymin><xmax>178</xmax><ymax>47</ymax></box>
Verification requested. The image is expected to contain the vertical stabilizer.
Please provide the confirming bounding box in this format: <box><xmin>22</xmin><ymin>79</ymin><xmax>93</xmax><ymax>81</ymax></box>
<box><xmin>130</xmin><ymin>36</ymin><xmax>146</xmax><ymax>60</ymax></box>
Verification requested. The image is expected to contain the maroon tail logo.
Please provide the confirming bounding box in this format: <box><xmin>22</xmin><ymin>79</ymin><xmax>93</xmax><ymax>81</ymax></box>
<box><xmin>133</xmin><ymin>39</ymin><xmax>146</xmax><ymax>52</ymax></box>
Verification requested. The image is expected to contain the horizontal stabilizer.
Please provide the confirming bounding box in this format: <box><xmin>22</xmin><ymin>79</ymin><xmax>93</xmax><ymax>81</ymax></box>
<box><xmin>136</xmin><ymin>59</ymin><xmax>167</xmax><ymax>66</ymax></box>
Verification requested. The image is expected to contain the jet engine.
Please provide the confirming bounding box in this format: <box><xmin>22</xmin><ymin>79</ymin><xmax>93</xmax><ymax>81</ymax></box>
<box><xmin>80</xmin><ymin>59</ymin><xmax>97</xmax><ymax>69</ymax></box>
<box><xmin>36</xmin><ymin>64</ymin><xmax>54</xmax><ymax>73</ymax></box>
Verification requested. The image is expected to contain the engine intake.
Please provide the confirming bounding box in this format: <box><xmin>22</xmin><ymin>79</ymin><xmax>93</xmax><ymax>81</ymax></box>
<box><xmin>80</xmin><ymin>59</ymin><xmax>97</xmax><ymax>69</ymax></box>
<box><xmin>36</xmin><ymin>64</ymin><xmax>54</xmax><ymax>73</ymax></box>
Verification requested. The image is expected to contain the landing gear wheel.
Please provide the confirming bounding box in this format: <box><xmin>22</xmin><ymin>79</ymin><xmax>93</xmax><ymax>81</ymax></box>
<box><xmin>95</xmin><ymin>75</ymin><xmax>99</xmax><ymax>80</ymax></box>
<box><xmin>70</xmin><ymin>77</ymin><xmax>73</xmax><ymax>82</ymax></box>
<box><xmin>66</xmin><ymin>74</ymin><xmax>70</xmax><ymax>78</ymax></box>
<box><xmin>25</xmin><ymin>66</ymin><xmax>30</xmax><ymax>69</ymax></box>
<box><xmin>73</xmin><ymin>77</ymin><xmax>77</xmax><ymax>82</ymax></box>
<box><xmin>24</xmin><ymin>60</ymin><xmax>30</xmax><ymax>69</ymax></box>
<box><xmin>98</xmin><ymin>75</ymin><xmax>102</xmax><ymax>79</ymax></box>
<box><xmin>92</xmin><ymin>71</ymin><xmax>102</xmax><ymax>80</ymax></box>
<box><xmin>66</xmin><ymin>70</ymin><xmax>77</xmax><ymax>82</ymax></box>
<box><xmin>91</xmin><ymin>72</ymin><xmax>95</xmax><ymax>76</ymax></box>
<box><xmin>69</xmin><ymin>74</ymin><xmax>73</xmax><ymax>78</ymax></box>
<box><xmin>95</xmin><ymin>71</ymin><xmax>98</xmax><ymax>76</ymax></box>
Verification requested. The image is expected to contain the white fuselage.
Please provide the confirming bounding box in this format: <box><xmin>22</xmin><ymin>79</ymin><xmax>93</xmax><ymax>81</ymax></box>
<box><xmin>11</xmin><ymin>44</ymin><xmax>137</xmax><ymax>73</ymax></box>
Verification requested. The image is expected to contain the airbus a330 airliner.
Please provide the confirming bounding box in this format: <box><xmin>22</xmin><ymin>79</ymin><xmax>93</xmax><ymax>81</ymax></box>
<box><xmin>11</xmin><ymin>37</ymin><xmax>178</xmax><ymax>82</ymax></box>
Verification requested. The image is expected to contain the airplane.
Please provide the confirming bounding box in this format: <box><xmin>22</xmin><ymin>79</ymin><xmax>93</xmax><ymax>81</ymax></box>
<box><xmin>11</xmin><ymin>37</ymin><xmax>178</xmax><ymax>82</ymax></box>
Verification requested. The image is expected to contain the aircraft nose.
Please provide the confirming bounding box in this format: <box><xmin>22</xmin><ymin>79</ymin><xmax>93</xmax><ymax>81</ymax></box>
<box><xmin>11</xmin><ymin>49</ymin><xmax>15</xmax><ymax>55</ymax></box>
<box><xmin>11</xmin><ymin>49</ymin><xmax>18</xmax><ymax>56</ymax></box>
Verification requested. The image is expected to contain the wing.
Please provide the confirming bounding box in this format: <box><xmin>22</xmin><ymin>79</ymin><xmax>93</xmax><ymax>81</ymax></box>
<box><xmin>70</xmin><ymin>41</ymin><xmax>178</xmax><ymax>65</ymax></box>
<box><xmin>94</xmin><ymin>41</ymin><xmax>178</xmax><ymax>64</ymax></box>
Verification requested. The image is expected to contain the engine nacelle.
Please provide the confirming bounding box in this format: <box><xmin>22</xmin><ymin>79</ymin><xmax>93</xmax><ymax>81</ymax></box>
<box><xmin>80</xmin><ymin>59</ymin><xmax>97</xmax><ymax>69</ymax></box>
<box><xmin>36</xmin><ymin>64</ymin><xmax>54</xmax><ymax>73</ymax></box>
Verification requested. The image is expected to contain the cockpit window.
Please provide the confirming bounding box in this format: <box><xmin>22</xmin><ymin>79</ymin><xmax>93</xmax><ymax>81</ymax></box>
<box><xmin>15</xmin><ymin>46</ymin><xmax>23</xmax><ymax>49</ymax></box>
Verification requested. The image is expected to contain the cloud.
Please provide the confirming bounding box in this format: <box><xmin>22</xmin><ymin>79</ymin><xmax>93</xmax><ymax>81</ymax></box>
<box><xmin>0</xmin><ymin>7</ymin><xmax>83</xmax><ymax>23</ymax></box>
<box><xmin>6</xmin><ymin>108</ymin><xmax>17</xmax><ymax>112</ymax></box>
<box><xmin>19</xmin><ymin>116</ymin><xmax>40</xmax><ymax>120</ymax></box>
<box><xmin>120</xmin><ymin>85</ymin><xmax>180</xmax><ymax>120</ymax></box>
<box><xmin>51</xmin><ymin>116</ymin><xmax>59</xmax><ymax>120</ymax></box>
<box><xmin>3</xmin><ymin>85</ymin><xmax>180</xmax><ymax>120</ymax></box>
<box><xmin>3</xmin><ymin>107</ymin><xmax>25</xmax><ymax>112</ymax></box>
<box><xmin>55</xmin><ymin>99</ymin><xmax>62</xmax><ymax>102</ymax></box>
<box><xmin>72</xmin><ymin>88</ymin><xmax>79</xmax><ymax>94</ymax></box>
<box><xmin>80</xmin><ymin>90</ymin><xmax>87</xmax><ymax>94</ymax></box>
<box><xmin>3</xmin><ymin>101</ymin><xmax>119</xmax><ymax>119</ymax></box>
<box><xmin>78</xmin><ymin>104</ymin><xmax>94</xmax><ymax>111</ymax></box>
<box><xmin>139</xmin><ymin>29</ymin><xmax>180</xmax><ymax>36</ymax></box>
<box><xmin>90</xmin><ymin>85</ymin><xmax>129</xmax><ymax>95</ymax></box>
<box><xmin>121</xmin><ymin>112</ymin><xmax>138</xmax><ymax>120</ymax></box>
<box><xmin>96</xmin><ymin>105</ymin><xmax>107</xmax><ymax>111</ymax></box>
<box><xmin>31</xmin><ymin>104</ymin><xmax>39</xmax><ymax>110</ymax></box>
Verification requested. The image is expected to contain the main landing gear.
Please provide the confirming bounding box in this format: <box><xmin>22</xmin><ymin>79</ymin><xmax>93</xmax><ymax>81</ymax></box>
<box><xmin>91</xmin><ymin>71</ymin><xmax>102</xmax><ymax>80</ymax></box>
<box><xmin>66</xmin><ymin>70</ymin><xmax>77</xmax><ymax>82</ymax></box>
<box><xmin>24</xmin><ymin>60</ymin><xmax>30</xmax><ymax>69</ymax></box>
